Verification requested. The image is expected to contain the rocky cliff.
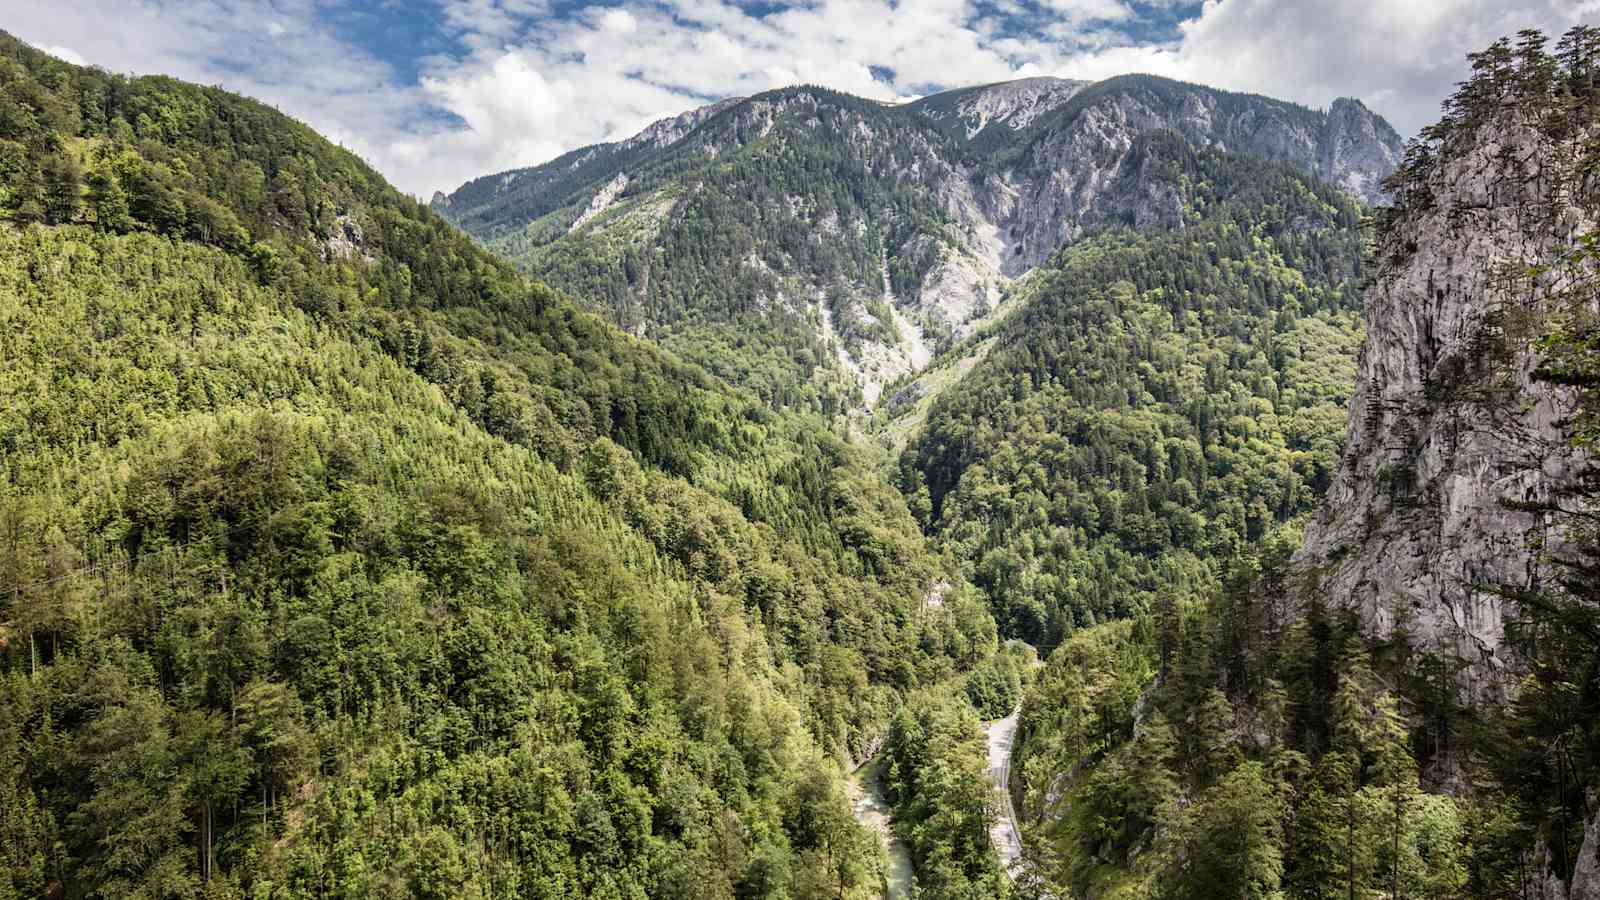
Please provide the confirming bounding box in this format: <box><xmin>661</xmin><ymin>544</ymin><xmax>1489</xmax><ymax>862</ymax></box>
<box><xmin>1289</xmin><ymin>65</ymin><xmax>1600</xmax><ymax>704</ymax></box>
<box><xmin>993</xmin><ymin>77</ymin><xmax>1401</xmax><ymax>272</ymax></box>
<box><xmin>907</xmin><ymin>75</ymin><xmax>1088</xmax><ymax>144</ymax></box>
<box><xmin>435</xmin><ymin>75</ymin><xmax>1402</xmax><ymax>413</ymax></box>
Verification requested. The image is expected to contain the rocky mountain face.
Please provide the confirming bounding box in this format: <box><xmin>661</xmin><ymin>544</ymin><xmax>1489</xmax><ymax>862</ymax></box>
<box><xmin>993</xmin><ymin>77</ymin><xmax>1402</xmax><ymax>272</ymax></box>
<box><xmin>906</xmin><ymin>75</ymin><xmax>1088</xmax><ymax>144</ymax></box>
<box><xmin>1289</xmin><ymin>66</ymin><xmax>1599</xmax><ymax>707</ymax></box>
<box><xmin>432</xmin><ymin>97</ymin><xmax>742</xmax><ymax>239</ymax></box>
<box><xmin>434</xmin><ymin>75</ymin><xmax>1403</xmax><ymax>412</ymax></box>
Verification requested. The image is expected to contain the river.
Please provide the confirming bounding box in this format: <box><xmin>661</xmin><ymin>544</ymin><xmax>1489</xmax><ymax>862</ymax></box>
<box><xmin>847</xmin><ymin>754</ymin><xmax>915</xmax><ymax>899</ymax></box>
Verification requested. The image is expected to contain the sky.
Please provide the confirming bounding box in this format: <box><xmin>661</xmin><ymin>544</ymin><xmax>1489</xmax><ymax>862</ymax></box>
<box><xmin>7</xmin><ymin>0</ymin><xmax>1596</xmax><ymax>197</ymax></box>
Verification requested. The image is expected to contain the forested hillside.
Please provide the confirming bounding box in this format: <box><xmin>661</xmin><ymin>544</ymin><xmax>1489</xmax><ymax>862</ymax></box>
<box><xmin>1005</xmin><ymin>27</ymin><xmax>1600</xmax><ymax>900</ymax></box>
<box><xmin>0</xmin><ymin>33</ymin><xmax>1005</xmax><ymax>899</ymax></box>
<box><xmin>11</xmin><ymin>13</ymin><xmax>1597</xmax><ymax>900</ymax></box>
<box><xmin>436</xmin><ymin>74</ymin><xmax>1399</xmax><ymax>419</ymax></box>
<box><xmin>494</xmin><ymin>87</ymin><xmax>972</xmax><ymax>417</ymax></box>
<box><xmin>898</xmin><ymin>137</ymin><xmax>1367</xmax><ymax>648</ymax></box>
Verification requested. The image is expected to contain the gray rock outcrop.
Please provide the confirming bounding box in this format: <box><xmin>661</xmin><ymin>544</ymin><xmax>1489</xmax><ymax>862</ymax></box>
<box><xmin>435</xmin><ymin>75</ymin><xmax>1404</xmax><ymax>415</ymax></box>
<box><xmin>1289</xmin><ymin>105</ymin><xmax>1599</xmax><ymax>702</ymax></box>
<box><xmin>992</xmin><ymin>79</ymin><xmax>1402</xmax><ymax>273</ymax></box>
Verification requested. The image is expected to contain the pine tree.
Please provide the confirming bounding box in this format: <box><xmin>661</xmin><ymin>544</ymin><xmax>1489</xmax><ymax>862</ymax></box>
<box><xmin>85</xmin><ymin>168</ymin><xmax>132</xmax><ymax>230</ymax></box>
<box><xmin>39</xmin><ymin>151</ymin><xmax>78</xmax><ymax>225</ymax></box>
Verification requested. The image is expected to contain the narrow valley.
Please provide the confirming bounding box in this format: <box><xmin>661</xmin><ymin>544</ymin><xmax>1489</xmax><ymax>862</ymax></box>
<box><xmin>2</xmin><ymin>11</ymin><xmax>1599</xmax><ymax>900</ymax></box>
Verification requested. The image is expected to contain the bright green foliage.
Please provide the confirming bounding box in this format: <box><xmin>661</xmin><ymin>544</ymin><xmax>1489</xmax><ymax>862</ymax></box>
<box><xmin>900</xmin><ymin>136</ymin><xmax>1366</xmax><ymax>648</ymax></box>
<box><xmin>881</xmin><ymin>690</ymin><xmax>1006</xmax><ymax>900</ymax></box>
<box><xmin>0</xmin><ymin>33</ymin><xmax>1005</xmax><ymax>898</ymax></box>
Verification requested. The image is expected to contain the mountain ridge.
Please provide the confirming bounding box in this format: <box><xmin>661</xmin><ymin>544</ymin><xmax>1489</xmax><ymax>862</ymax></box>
<box><xmin>0</xmin><ymin>30</ymin><xmax>1011</xmax><ymax>898</ymax></box>
<box><xmin>437</xmin><ymin>73</ymin><xmax>1401</xmax><ymax>219</ymax></box>
<box><xmin>432</xmin><ymin>72</ymin><xmax>1402</xmax><ymax>416</ymax></box>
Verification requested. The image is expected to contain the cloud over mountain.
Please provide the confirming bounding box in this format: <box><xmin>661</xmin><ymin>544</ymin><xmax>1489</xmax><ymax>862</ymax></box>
<box><xmin>10</xmin><ymin>0</ymin><xmax>1591</xmax><ymax>195</ymax></box>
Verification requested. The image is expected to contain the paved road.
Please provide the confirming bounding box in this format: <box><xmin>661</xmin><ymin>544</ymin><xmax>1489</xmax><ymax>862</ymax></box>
<box><xmin>984</xmin><ymin>706</ymin><xmax>1026</xmax><ymax>879</ymax></box>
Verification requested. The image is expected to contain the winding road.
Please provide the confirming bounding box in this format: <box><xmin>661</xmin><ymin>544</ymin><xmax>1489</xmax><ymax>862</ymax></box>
<box><xmin>986</xmin><ymin>641</ymin><xmax>1043</xmax><ymax>882</ymax></box>
<box><xmin>983</xmin><ymin>706</ymin><xmax>1026</xmax><ymax>880</ymax></box>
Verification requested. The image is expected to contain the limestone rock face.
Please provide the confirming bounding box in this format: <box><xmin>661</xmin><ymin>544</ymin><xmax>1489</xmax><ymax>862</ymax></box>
<box><xmin>1290</xmin><ymin>112</ymin><xmax>1599</xmax><ymax>700</ymax></box>
<box><xmin>435</xmin><ymin>76</ymin><xmax>1402</xmax><ymax>414</ymax></box>
<box><xmin>322</xmin><ymin>211</ymin><xmax>369</xmax><ymax>263</ymax></box>
<box><xmin>994</xmin><ymin>79</ymin><xmax>1402</xmax><ymax>273</ymax></box>
<box><xmin>569</xmin><ymin>172</ymin><xmax>629</xmax><ymax>233</ymax></box>
<box><xmin>1573</xmin><ymin>804</ymin><xmax>1600</xmax><ymax>900</ymax></box>
<box><xmin>1320</xmin><ymin>97</ymin><xmax>1402</xmax><ymax>204</ymax></box>
<box><xmin>619</xmin><ymin>98</ymin><xmax>742</xmax><ymax>152</ymax></box>
<box><xmin>910</xmin><ymin>76</ymin><xmax>1088</xmax><ymax>139</ymax></box>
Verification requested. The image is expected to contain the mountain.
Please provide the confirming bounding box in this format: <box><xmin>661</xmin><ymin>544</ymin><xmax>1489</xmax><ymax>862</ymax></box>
<box><xmin>431</xmin><ymin>97</ymin><xmax>743</xmax><ymax>239</ymax></box>
<box><xmin>12</xmin><ymin>16</ymin><xmax>1599</xmax><ymax>900</ymax></box>
<box><xmin>1289</xmin><ymin>41</ymin><xmax>1600</xmax><ymax>705</ymax></box>
<box><xmin>894</xmin><ymin>137</ymin><xmax>1368</xmax><ymax>648</ymax></box>
<box><xmin>1006</xmin><ymin>26</ymin><xmax>1600</xmax><ymax>900</ymax></box>
<box><xmin>0</xmin><ymin>32</ymin><xmax>1011</xmax><ymax>899</ymax></box>
<box><xmin>433</xmin><ymin>74</ymin><xmax>1403</xmax><ymax>413</ymax></box>
<box><xmin>904</xmin><ymin>75</ymin><xmax>1090</xmax><ymax>147</ymax></box>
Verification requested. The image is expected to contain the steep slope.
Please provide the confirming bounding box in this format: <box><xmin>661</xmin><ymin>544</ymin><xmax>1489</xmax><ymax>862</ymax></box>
<box><xmin>1006</xmin><ymin>27</ymin><xmax>1600</xmax><ymax>900</ymax></box>
<box><xmin>432</xmin><ymin>97</ymin><xmax>742</xmax><ymax>241</ymax></box>
<box><xmin>435</xmin><ymin>75</ymin><xmax>1401</xmax><ymax>416</ymax></box>
<box><xmin>492</xmin><ymin>87</ymin><xmax>993</xmax><ymax>414</ymax></box>
<box><xmin>1289</xmin><ymin>31</ymin><xmax>1600</xmax><ymax>704</ymax></box>
<box><xmin>994</xmin><ymin>76</ymin><xmax>1403</xmax><ymax>272</ymax></box>
<box><xmin>905</xmin><ymin>76</ymin><xmax>1089</xmax><ymax>150</ymax></box>
<box><xmin>0</xmin><ymin>34</ymin><xmax>1005</xmax><ymax>899</ymax></box>
<box><xmin>898</xmin><ymin>137</ymin><xmax>1368</xmax><ymax>648</ymax></box>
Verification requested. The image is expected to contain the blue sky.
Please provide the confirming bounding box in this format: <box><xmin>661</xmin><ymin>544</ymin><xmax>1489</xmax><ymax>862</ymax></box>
<box><xmin>8</xmin><ymin>0</ymin><xmax>1593</xmax><ymax>195</ymax></box>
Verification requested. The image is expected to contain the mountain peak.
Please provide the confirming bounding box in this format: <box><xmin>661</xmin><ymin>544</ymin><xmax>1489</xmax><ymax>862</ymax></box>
<box><xmin>621</xmin><ymin>96</ymin><xmax>744</xmax><ymax>152</ymax></box>
<box><xmin>1320</xmin><ymin>94</ymin><xmax>1404</xmax><ymax>202</ymax></box>
<box><xmin>910</xmin><ymin>75</ymin><xmax>1090</xmax><ymax>138</ymax></box>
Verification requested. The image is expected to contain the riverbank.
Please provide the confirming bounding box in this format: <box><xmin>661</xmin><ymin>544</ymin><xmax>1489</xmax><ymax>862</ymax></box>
<box><xmin>847</xmin><ymin>754</ymin><xmax>914</xmax><ymax>899</ymax></box>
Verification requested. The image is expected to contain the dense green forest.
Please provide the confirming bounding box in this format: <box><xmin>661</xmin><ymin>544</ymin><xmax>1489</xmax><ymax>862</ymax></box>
<box><xmin>1005</xmin><ymin>27</ymin><xmax>1600</xmax><ymax>900</ymax></box>
<box><xmin>899</xmin><ymin>135</ymin><xmax>1366</xmax><ymax>649</ymax></box>
<box><xmin>6</xmin><ymin>14</ymin><xmax>1598</xmax><ymax>900</ymax></box>
<box><xmin>486</xmin><ymin>89</ymin><xmax>969</xmax><ymax>418</ymax></box>
<box><xmin>881</xmin><ymin>690</ymin><xmax>1006</xmax><ymax>900</ymax></box>
<box><xmin>0</xmin><ymin>33</ymin><xmax>1006</xmax><ymax>899</ymax></box>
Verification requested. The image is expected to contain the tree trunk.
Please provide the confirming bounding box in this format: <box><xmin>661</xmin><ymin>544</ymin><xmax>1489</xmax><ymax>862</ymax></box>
<box><xmin>1348</xmin><ymin>787</ymin><xmax>1356</xmax><ymax>900</ymax></box>
<box><xmin>1391</xmin><ymin>787</ymin><xmax>1401</xmax><ymax>900</ymax></box>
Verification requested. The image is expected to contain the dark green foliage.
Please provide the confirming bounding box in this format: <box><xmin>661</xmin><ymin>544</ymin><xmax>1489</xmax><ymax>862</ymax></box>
<box><xmin>1387</xmin><ymin>25</ymin><xmax>1600</xmax><ymax>218</ymax></box>
<box><xmin>881</xmin><ymin>690</ymin><xmax>1006</xmax><ymax>900</ymax></box>
<box><xmin>1014</xmin><ymin>566</ymin><xmax>1472</xmax><ymax>899</ymax></box>
<box><xmin>1009</xmin><ymin>618</ymin><xmax>1161</xmax><ymax>897</ymax></box>
<box><xmin>962</xmin><ymin>643</ymin><xmax>1028</xmax><ymax>720</ymax></box>
<box><xmin>1007</xmin><ymin>61</ymin><xmax>1600</xmax><ymax>882</ymax></box>
<box><xmin>901</xmin><ymin>143</ymin><xmax>1366</xmax><ymax>648</ymax></box>
<box><xmin>0</xmin><ymin>33</ymin><xmax>1005</xmax><ymax>899</ymax></box>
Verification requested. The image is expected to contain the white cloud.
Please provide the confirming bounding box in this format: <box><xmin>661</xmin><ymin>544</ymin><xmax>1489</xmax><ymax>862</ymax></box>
<box><xmin>42</xmin><ymin>45</ymin><xmax>85</xmax><ymax>65</ymax></box>
<box><xmin>6</xmin><ymin>0</ymin><xmax>1594</xmax><ymax>197</ymax></box>
<box><xmin>1071</xmin><ymin>0</ymin><xmax>1590</xmax><ymax>141</ymax></box>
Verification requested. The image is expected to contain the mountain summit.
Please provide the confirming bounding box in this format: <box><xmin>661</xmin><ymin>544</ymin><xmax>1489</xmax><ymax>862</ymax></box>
<box><xmin>433</xmin><ymin>75</ymin><xmax>1402</xmax><ymax>410</ymax></box>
